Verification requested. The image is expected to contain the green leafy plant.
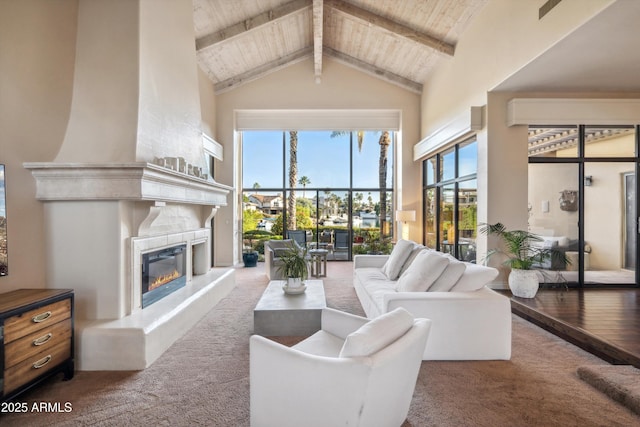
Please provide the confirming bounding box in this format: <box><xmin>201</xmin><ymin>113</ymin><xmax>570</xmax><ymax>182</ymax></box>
<box><xmin>479</xmin><ymin>222</ymin><xmax>569</xmax><ymax>270</ymax></box>
<box><xmin>277</xmin><ymin>242</ymin><xmax>308</xmax><ymax>281</ymax></box>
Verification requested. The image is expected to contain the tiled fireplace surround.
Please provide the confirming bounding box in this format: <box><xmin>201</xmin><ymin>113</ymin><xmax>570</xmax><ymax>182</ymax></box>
<box><xmin>24</xmin><ymin>163</ymin><xmax>234</xmax><ymax>370</ymax></box>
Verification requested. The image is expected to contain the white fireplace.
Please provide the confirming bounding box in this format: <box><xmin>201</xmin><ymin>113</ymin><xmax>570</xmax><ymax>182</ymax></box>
<box><xmin>22</xmin><ymin>0</ymin><xmax>236</xmax><ymax>370</ymax></box>
<box><xmin>24</xmin><ymin>163</ymin><xmax>234</xmax><ymax>370</ymax></box>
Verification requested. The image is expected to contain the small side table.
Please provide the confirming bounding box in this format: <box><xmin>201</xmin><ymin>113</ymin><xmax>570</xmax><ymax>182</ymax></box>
<box><xmin>308</xmin><ymin>249</ymin><xmax>329</xmax><ymax>278</ymax></box>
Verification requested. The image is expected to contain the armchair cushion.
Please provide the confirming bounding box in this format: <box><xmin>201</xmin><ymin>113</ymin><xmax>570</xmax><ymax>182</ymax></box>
<box><xmin>339</xmin><ymin>307</ymin><xmax>414</xmax><ymax>358</ymax></box>
<box><xmin>396</xmin><ymin>250</ymin><xmax>449</xmax><ymax>292</ymax></box>
<box><xmin>381</xmin><ymin>239</ymin><xmax>415</xmax><ymax>280</ymax></box>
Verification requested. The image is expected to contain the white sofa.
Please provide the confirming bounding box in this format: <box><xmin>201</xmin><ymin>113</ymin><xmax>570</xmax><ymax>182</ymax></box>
<box><xmin>353</xmin><ymin>239</ymin><xmax>512</xmax><ymax>361</ymax></box>
<box><xmin>250</xmin><ymin>307</ymin><xmax>431</xmax><ymax>427</ymax></box>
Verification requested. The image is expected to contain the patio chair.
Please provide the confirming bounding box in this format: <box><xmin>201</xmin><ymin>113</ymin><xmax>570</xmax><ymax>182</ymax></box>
<box><xmin>287</xmin><ymin>230</ymin><xmax>307</xmax><ymax>248</ymax></box>
<box><xmin>333</xmin><ymin>229</ymin><xmax>349</xmax><ymax>254</ymax></box>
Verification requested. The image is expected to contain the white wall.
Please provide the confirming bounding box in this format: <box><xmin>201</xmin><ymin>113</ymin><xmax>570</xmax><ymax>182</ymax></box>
<box><xmin>215</xmin><ymin>57</ymin><xmax>421</xmax><ymax>266</ymax></box>
<box><xmin>421</xmin><ymin>0</ymin><xmax>614</xmax><ymax>136</ymax></box>
<box><xmin>0</xmin><ymin>0</ymin><xmax>78</xmax><ymax>291</ymax></box>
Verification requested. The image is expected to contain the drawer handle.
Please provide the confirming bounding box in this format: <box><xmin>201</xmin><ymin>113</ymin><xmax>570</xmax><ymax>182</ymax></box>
<box><xmin>33</xmin><ymin>333</ymin><xmax>53</xmax><ymax>346</ymax></box>
<box><xmin>32</xmin><ymin>311</ymin><xmax>52</xmax><ymax>323</ymax></box>
<box><xmin>33</xmin><ymin>355</ymin><xmax>52</xmax><ymax>369</ymax></box>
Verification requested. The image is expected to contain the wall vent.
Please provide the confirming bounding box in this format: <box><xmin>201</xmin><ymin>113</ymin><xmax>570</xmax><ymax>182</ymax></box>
<box><xmin>539</xmin><ymin>0</ymin><xmax>562</xmax><ymax>19</ymax></box>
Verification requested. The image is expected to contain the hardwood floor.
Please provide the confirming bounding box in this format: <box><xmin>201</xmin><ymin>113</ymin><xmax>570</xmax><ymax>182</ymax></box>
<box><xmin>507</xmin><ymin>288</ymin><xmax>640</xmax><ymax>368</ymax></box>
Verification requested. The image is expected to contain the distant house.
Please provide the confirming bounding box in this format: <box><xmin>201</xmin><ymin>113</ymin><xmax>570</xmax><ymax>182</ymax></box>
<box><xmin>248</xmin><ymin>194</ymin><xmax>284</xmax><ymax>215</ymax></box>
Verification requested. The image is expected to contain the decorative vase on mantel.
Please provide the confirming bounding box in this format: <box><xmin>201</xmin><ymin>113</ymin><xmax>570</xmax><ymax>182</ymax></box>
<box><xmin>508</xmin><ymin>269</ymin><xmax>539</xmax><ymax>298</ymax></box>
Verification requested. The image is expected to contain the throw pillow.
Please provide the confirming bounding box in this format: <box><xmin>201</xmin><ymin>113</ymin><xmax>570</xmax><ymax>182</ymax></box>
<box><xmin>450</xmin><ymin>264</ymin><xmax>499</xmax><ymax>292</ymax></box>
<box><xmin>396</xmin><ymin>250</ymin><xmax>449</xmax><ymax>292</ymax></box>
<box><xmin>428</xmin><ymin>259</ymin><xmax>467</xmax><ymax>292</ymax></box>
<box><xmin>381</xmin><ymin>239</ymin><xmax>415</xmax><ymax>280</ymax></box>
<box><xmin>339</xmin><ymin>307</ymin><xmax>414</xmax><ymax>358</ymax></box>
<box><xmin>398</xmin><ymin>243</ymin><xmax>426</xmax><ymax>277</ymax></box>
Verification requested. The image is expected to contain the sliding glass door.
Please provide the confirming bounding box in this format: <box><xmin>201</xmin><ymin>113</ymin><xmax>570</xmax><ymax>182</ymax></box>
<box><xmin>528</xmin><ymin>125</ymin><xmax>639</xmax><ymax>287</ymax></box>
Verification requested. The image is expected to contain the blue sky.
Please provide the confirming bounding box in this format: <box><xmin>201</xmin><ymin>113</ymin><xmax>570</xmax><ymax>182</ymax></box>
<box><xmin>242</xmin><ymin>130</ymin><xmax>393</xmax><ymax>193</ymax></box>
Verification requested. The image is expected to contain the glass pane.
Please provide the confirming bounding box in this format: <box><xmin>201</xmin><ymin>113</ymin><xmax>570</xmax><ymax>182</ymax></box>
<box><xmin>584</xmin><ymin>126</ymin><xmax>635</xmax><ymax>158</ymax></box>
<box><xmin>353</xmin><ymin>131</ymin><xmax>393</xmax><ymax>188</ymax></box>
<box><xmin>528</xmin><ymin>126</ymin><xmax>578</xmax><ymax>158</ymax></box>
<box><xmin>458</xmin><ymin>179</ymin><xmax>477</xmax><ymax>262</ymax></box>
<box><xmin>584</xmin><ymin>163</ymin><xmax>635</xmax><ymax>284</ymax></box>
<box><xmin>318</xmin><ymin>191</ymin><xmax>350</xmax><ymax>260</ymax></box>
<box><xmin>458</xmin><ymin>139</ymin><xmax>477</xmax><ymax>177</ymax></box>
<box><xmin>440</xmin><ymin>148</ymin><xmax>455</xmax><ymax>182</ymax></box>
<box><xmin>287</xmin><ymin>131</ymin><xmax>350</xmax><ymax>188</ymax></box>
<box><xmin>439</xmin><ymin>184</ymin><xmax>455</xmax><ymax>255</ymax></box>
<box><xmin>528</xmin><ymin>163</ymin><xmax>579</xmax><ymax>284</ymax></box>
<box><xmin>242</xmin><ymin>191</ymin><xmax>283</xmax><ymax>258</ymax></box>
<box><xmin>243</xmin><ymin>131</ymin><xmax>283</xmax><ymax>188</ymax></box>
<box><xmin>424</xmin><ymin>188</ymin><xmax>436</xmax><ymax>248</ymax></box>
<box><xmin>424</xmin><ymin>157</ymin><xmax>437</xmax><ymax>186</ymax></box>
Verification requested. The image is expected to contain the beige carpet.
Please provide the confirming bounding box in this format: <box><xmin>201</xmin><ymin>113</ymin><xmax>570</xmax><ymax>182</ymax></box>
<box><xmin>2</xmin><ymin>262</ymin><xmax>640</xmax><ymax>426</ymax></box>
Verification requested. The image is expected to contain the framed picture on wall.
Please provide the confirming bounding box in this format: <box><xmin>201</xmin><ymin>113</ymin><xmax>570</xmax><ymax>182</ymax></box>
<box><xmin>0</xmin><ymin>164</ymin><xmax>7</xmax><ymax>276</ymax></box>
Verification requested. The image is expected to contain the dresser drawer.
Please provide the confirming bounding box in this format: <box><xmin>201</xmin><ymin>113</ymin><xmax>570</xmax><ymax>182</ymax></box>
<box><xmin>4</xmin><ymin>318</ymin><xmax>72</xmax><ymax>369</ymax></box>
<box><xmin>3</xmin><ymin>341</ymin><xmax>71</xmax><ymax>395</ymax></box>
<box><xmin>3</xmin><ymin>299</ymin><xmax>71</xmax><ymax>343</ymax></box>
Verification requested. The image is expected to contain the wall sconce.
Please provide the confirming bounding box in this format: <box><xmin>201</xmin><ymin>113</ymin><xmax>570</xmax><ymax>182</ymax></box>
<box><xmin>584</xmin><ymin>176</ymin><xmax>593</xmax><ymax>186</ymax></box>
<box><xmin>396</xmin><ymin>210</ymin><xmax>416</xmax><ymax>240</ymax></box>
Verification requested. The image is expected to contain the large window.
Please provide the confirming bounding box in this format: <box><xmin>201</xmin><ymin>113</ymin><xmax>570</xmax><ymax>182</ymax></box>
<box><xmin>423</xmin><ymin>138</ymin><xmax>478</xmax><ymax>262</ymax></box>
<box><xmin>242</xmin><ymin>130</ymin><xmax>394</xmax><ymax>260</ymax></box>
<box><xmin>528</xmin><ymin>125</ymin><xmax>639</xmax><ymax>286</ymax></box>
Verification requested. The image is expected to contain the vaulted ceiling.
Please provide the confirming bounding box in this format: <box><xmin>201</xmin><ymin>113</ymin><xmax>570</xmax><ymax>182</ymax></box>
<box><xmin>193</xmin><ymin>0</ymin><xmax>488</xmax><ymax>94</ymax></box>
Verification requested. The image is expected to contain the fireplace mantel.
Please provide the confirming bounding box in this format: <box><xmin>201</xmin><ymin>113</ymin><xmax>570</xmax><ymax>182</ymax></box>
<box><xmin>24</xmin><ymin>162</ymin><xmax>231</xmax><ymax>206</ymax></box>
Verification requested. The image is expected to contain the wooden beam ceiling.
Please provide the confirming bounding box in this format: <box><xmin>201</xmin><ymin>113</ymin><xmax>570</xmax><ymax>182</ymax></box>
<box><xmin>214</xmin><ymin>47</ymin><xmax>313</xmax><ymax>94</ymax></box>
<box><xmin>200</xmin><ymin>0</ymin><xmax>450</xmax><ymax>93</ymax></box>
<box><xmin>313</xmin><ymin>0</ymin><xmax>323</xmax><ymax>83</ymax></box>
<box><xmin>324</xmin><ymin>46</ymin><xmax>422</xmax><ymax>93</ymax></box>
<box><xmin>195</xmin><ymin>0</ymin><xmax>312</xmax><ymax>51</ymax></box>
<box><xmin>326</xmin><ymin>0</ymin><xmax>455</xmax><ymax>56</ymax></box>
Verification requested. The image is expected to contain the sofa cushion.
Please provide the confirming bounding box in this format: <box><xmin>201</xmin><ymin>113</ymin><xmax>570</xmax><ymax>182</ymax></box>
<box><xmin>398</xmin><ymin>243</ymin><xmax>426</xmax><ymax>277</ymax></box>
<box><xmin>450</xmin><ymin>263</ymin><xmax>499</xmax><ymax>292</ymax></box>
<box><xmin>355</xmin><ymin>267</ymin><xmax>394</xmax><ymax>285</ymax></box>
<box><xmin>381</xmin><ymin>239</ymin><xmax>415</xmax><ymax>280</ymax></box>
<box><xmin>428</xmin><ymin>258</ymin><xmax>467</xmax><ymax>292</ymax></box>
<box><xmin>396</xmin><ymin>250</ymin><xmax>449</xmax><ymax>292</ymax></box>
<box><xmin>339</xmin><ymin>307</ymin><xmax>414</xmax><ymax>358</ymax></box>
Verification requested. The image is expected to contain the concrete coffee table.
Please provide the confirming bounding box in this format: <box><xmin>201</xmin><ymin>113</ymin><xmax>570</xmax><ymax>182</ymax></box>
<box><xmin>253</xmin><ymin>279</ymin><xmax>326</xmax><ymax>336</ymax></box>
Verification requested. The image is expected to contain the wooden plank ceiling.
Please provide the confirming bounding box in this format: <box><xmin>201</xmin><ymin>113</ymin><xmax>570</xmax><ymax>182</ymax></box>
<box><xmin>193</xmin><ymin>0</ymin><xmax>488</xmax><ymax>94</ymax></box>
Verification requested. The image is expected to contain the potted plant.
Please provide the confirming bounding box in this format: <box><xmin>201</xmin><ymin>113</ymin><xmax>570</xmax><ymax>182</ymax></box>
<box><xmin>479</xmin><ymin>222</ymin><xmax>569</xmax><ymax>298</ymax></box>
<box><xmin>242</xmin><ymin>231</ymin><xmax>259</xmax><ymax>267</ymax></box>
<box><xmin>277</xmin><ymin>242</ymin><xmax>308</xmax><ymax>290</ymax></box>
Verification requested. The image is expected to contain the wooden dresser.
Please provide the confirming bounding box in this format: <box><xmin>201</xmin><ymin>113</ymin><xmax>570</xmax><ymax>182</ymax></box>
<box><xmin>0</xmin><ymin>289</ymin><xmax>74</xmax><ymax>402</ymax></box>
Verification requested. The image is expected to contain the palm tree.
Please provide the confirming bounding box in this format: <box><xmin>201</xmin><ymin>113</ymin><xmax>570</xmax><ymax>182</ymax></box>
<box><xmin>298</xmin><ymin>176</ymin><xmax>311</xmax><ymax>199</ymax></box>
<box><xmin>252</xmin><ymin>182</ymin><xmax>261</xmax><ymax>189</ymax></box>
<box><xmin>331</xmin><ymin>131</ymin><xmax>391</xmax><ymax>237</ymax></box>
<box><xmin>287</xmin><ymin>131</ymin><xmax>298</xmax><ymax>231</ymax></box>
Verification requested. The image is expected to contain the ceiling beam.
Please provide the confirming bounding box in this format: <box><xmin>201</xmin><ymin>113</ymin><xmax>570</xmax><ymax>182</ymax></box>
<box><xmin>214</xmin><ymin>47</ymin><xmax>313</xmax><ymax>94</ymax></box>
<box><xmin>324</xmin><ymin>47</ymin><xmax>422</xmax><ymax>94</ymax></box>
<box><xmin>313</xmin><ymin>0</ymin><xmax>323</xmax><ymax>83</ymax></box>
<box><xmin>196</xmin><ymin>0</ymin><xmax>312</xmax><ymax>51</ymax></box>
<box><xmin>326</xmin><ymin>0</ymin><xmax>455</xmax><ymax>56</ymax></box>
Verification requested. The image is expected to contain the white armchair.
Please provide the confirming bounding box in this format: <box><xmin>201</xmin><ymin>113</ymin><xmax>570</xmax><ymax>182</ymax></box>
<box><xmin>250</xmin><ymin>307</ymin><xmax>432</xmax><ymax>427</ymax></box>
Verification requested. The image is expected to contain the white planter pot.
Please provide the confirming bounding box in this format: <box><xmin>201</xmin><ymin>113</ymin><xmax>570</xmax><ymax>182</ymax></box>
<box><xmin>508</xmin><ymin>269</ymin><xmax>539</xmax><ymax>298</ymax></box>
<box><xmin>287</xmin><ymin>277</ymin><xmax>302</xmax><ymax>289</ymax></box>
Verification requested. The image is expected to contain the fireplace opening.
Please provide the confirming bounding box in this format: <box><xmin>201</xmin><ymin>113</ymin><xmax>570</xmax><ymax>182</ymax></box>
<box><xmin>142</xmin><ymin>244</ymin><xmax>187</xmax><ymax>308</ymax></box>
